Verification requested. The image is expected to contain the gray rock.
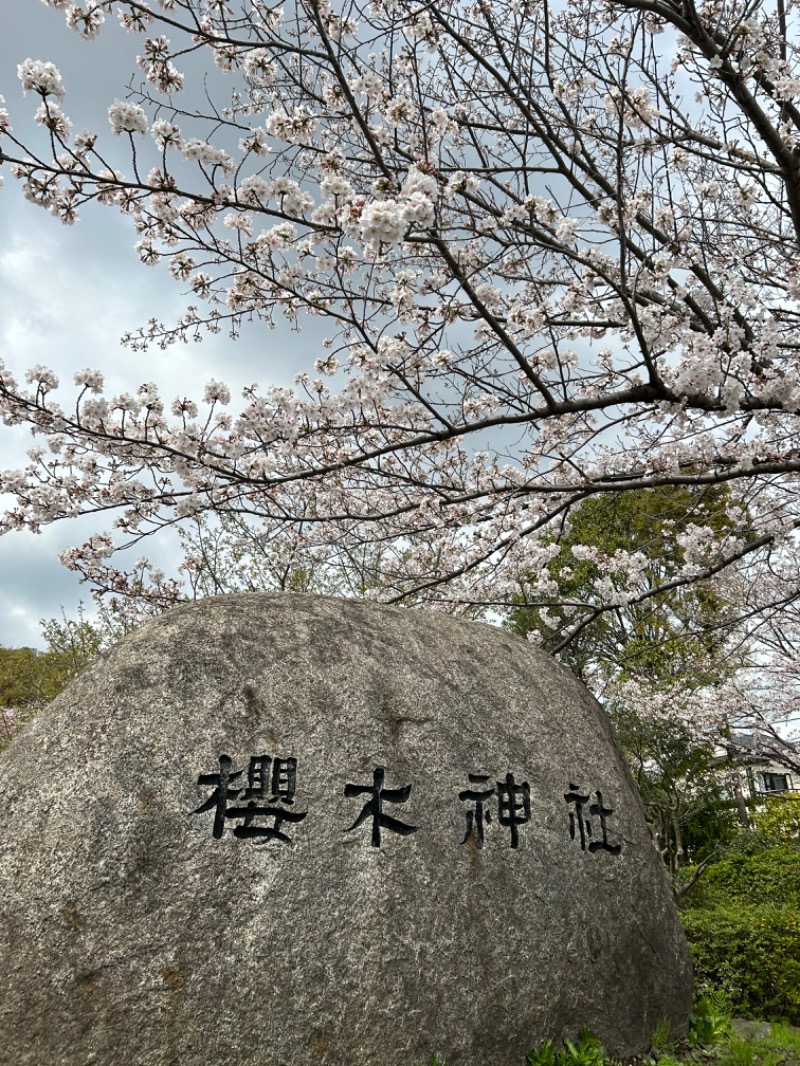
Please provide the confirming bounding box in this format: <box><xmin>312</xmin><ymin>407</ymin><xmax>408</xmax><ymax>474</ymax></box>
<box><xmin>730</xmin><ymin>1019</ymin><xmax>772</xmax><ymax>1042</ymax></box>
<box><xmin>0</xmin><ymin>593</ymin><xmax>692</xmax><ymax>1065</ymax></box>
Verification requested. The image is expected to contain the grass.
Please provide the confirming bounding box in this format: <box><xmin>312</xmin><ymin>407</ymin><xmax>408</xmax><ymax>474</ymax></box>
<box><xmin>415</xmin><ymin>999</ymin><xmax>800</xmax><ymax>1066</ymax></box>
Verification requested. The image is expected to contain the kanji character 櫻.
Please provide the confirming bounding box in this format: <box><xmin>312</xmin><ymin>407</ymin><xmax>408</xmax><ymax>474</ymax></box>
<box><xmin>564</xmin><ymin>783</ymin><xmax>621</xmax><ymax>854</ymax></box>
<box><xmin>193</xmin><ymin>754</ymin><xmax>308</xmax><ymax>845</ymax></box>
<box><xmin>343</xmin><ymin>766</ymin><xmax>419</xmax><ymax>847</ymax></box>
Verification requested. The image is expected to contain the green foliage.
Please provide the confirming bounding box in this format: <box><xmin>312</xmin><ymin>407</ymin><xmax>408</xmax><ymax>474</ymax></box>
<box><xmin>510</xmin><ymin>486</ymin><xmax>751</xmax><ymax>885</ymax></box>
<box><xmin>0</xmin><ymin>605</ymin><xmax>109</xmax><ymax>751</ymax></box>
<box><xmin>526</xmin><ymin>1029</ymin><xmax>606</xmax><ymax>1066</ymax></box>
<box><xmin>35</xmin><ymin>608</ymin><xmax>106</xmax><ymax>699</ymax></box>
<box><xmin>766</xmin><ymin>1022</ymin><xmax>800</xmax><ymax>1056</ymax></box>
<box><xmin>0</xmin><ymin>645</ymin><xmax>41</xmax><ymax>708</ymax></box>
<box><xmin>709</xmin><ymin>827</ymin><xmax>780</xmax><ymax>859</ymax></box>
<box><xmin>611</xmin><ymin>703</ymin><xmax>738</xmax><ymax>875</ymax></box>
<box><xmin>679</xmin><ymin>803</ymin><xmax>741</xmax><ymax>865</ymax></box>
<box><xmin>406</xmin><ymin>1007</ymin><xmax>800</xmax><ymax>1066</ymax></box>
<box><xmin>652</xmin><ymin>1055</ymin><xmax>686</xmax><ymax>1066</ymax></box>
<box><xmin>686</xmin><ymin>846</ymin><xmax>800</xmax><ymax>910</ymax></box>
<box><xmin>686</xmin><ymin>1010</ymin><xmax>800</xmax><ymax>1066</ymax></box>
<box><xmin>526</xmin><ymin>1036</ymin><xmax>562</xmax><ymax>1066</ymax></box>
<box><xmin>509</xmin><ymin>485</ymin><xmax>741</xmax><ymax>686</ymax></box>
<box><xmin>750</xmin><ymin>795</ymin><xmax>800</xmax><ymax>846</ymax></box>
<box><xmin>682</xmin><ymin>846</ymin><xmax>800</xmax><ymax>1025</ymax></box>
<box><xmin>682</xmin><ymin>904</ymin><xmax>800</xmax><ymax>1024</ymax></box>
<box><xmin>716</xmin><ymin>1035</ymin><xmax>787</xmax><ymax>1066</ymax></box>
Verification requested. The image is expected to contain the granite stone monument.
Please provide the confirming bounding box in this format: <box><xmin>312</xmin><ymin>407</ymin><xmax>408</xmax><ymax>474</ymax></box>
<box><xmin>0</xmin><ymin>593</ymin><xmax>692</xmax><ymax>1065</ymax></box>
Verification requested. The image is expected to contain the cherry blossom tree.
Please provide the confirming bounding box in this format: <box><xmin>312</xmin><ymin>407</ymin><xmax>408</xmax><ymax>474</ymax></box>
<box><xmin>3</xmin><ymin>0</ymin><xmax>800</xmax><ymax>751</ymax></box>
<box><xmin>175</xmin><ymin>509</ymin><xmax>417</xmax><ymax>599</ymax></box>
<box><xmin>509</xmin><ymin>484</ymin><xmax>745</xmax><ymax>684</ymax></box>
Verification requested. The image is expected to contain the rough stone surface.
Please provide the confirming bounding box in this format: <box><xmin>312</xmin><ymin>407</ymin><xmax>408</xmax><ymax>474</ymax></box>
<box><xmin>0</xmin><ymin>594</ymin><xmax>692</xmax><ymax>1066</ymax></box>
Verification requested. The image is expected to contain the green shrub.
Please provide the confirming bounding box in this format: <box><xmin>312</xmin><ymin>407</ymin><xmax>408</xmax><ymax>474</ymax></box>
<box><xmin>751</xmin><ymin>795</ymin><xmax>800</xmax><ymax>846</ymax></box>
<box><xmin>682</xmin><ymin>903</ymin><xmax>800</xmax><ymax>1024</ymax></box>
<box><xmin>686</xmin><ymin>846</ymin><xmax>800</xmax><ymax>910</ymax></box>
<box><xmin>650</xmin><ymin>1016</ymin><xmax>678</xmax><ymax>1051</ymax></box>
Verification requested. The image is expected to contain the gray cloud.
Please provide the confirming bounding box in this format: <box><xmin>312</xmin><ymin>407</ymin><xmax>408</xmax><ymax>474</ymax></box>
<box><xmin>0</xmin><ymin>522</ymin><xmax>95</xmax><ymax>649</ymax></box>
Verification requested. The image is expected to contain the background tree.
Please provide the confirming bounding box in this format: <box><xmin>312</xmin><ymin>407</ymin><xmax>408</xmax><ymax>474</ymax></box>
<box><xmin>175</xmin><ymin>511</ymin><xmax>422</xmax><ymax>602</ymax></box>
<box><xmin>0</xmin><ymin>646</ymin><xmax>41</xmax><ymax>710</ymax></box>
<box><xmin>725</xmin><ymin>604</ymin><xmax>800</xmax><ymax>776</ymax></box>
<box><xmin>0</xmin><ymin>606</ymin><xmax>109</xmax><ymax>751</ymax></box>
<box><xmin>750</xmin><ymin>792</ymin><xmax>800</xmax><ymax>844</ymax></box>
<box><xmin>508</xmin><ymin>485</ymin><xmax>780</xmax><ymax>873</ymax></box>
<box><xmin>609</xmin><ymin>701</ymin><xmax>738</xmax><ymax>886</ymax></box>
<box><xmin>509</xmin><ymin>484</ymin><xmax>745</xmax><ymax>689</ymax></box>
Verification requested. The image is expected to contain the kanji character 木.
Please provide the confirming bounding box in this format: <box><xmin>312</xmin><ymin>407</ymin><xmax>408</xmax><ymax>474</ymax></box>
<box><xmin>193</xmin><ymin>753</ymin><xmax>243</xmax><ymax>839</ymax></box>
<box><xmin>344</xmin><ymin>766</ymin><xmax>419</xmax><ymax>847</ymax></box>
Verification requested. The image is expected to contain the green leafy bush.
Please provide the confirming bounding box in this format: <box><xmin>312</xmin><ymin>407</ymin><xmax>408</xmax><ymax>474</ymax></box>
<box><xmin>682</xmin><ymin>903</ymin><xmax>800</xmax><ymax>1024</ymax></box>
<box><xmin>751</xmin><ymin>795</ymin><xmax>800</xmax><ymax>846</ymax></box>
<box><xmin>716</xmin><ymin>1035</ymin><xmax>787</xmax><ymax>1066</ymax></box>
<box><xmin>686</xmin><ymin>846</ymin><xmax>800</xmax><ymax>910</ymax></box>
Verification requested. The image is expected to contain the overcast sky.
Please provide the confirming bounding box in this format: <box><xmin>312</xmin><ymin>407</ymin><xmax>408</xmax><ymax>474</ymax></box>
<box><xmin>0</xmin><ymin>4</ymin><xmax>313</xmax><ymax>648</ymax></box>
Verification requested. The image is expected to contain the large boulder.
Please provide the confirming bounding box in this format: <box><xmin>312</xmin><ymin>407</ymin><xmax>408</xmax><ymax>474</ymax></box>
<box><xmin>0</xmin><ymin>594</ymin><xmax>692</xmax><ymax>1065</ymax></box>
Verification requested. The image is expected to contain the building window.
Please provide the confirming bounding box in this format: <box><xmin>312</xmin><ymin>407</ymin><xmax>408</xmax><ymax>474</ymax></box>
<box><xmin>761</xmin><ymin>772</ymin><xmax>789</xmax><ymax>794</ymax></box>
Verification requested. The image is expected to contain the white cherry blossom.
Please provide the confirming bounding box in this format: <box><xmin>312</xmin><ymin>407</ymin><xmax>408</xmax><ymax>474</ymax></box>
<box><xmin>17</xmin><ymin>59</ymin><xmax>66</xmax><ymax>100</ymax></box>
<box><xmin>108</xmin><ymin>100</ymin><xmax>148</xmax><ymax>135</ymax></box>
<box><xmin>359</xmin><ymin>199</ymin><xmax>406</xmax><ymax>247</ymax></box>
<box><xmin>66</xmin><ymin>3</ymin><xmax>105</xmax><ymax>40</ymax></box>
